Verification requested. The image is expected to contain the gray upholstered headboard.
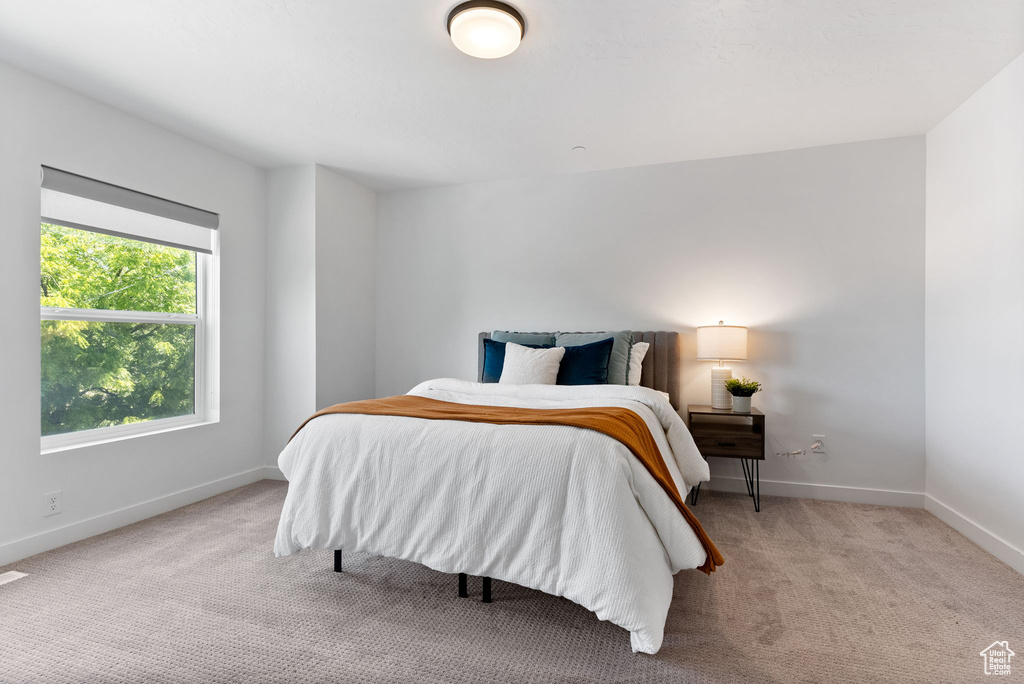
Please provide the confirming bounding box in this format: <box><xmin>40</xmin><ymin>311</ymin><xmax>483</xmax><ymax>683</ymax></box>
<box><xmin>477</xmin><ymin>331</ymin><xmax>682</xmax><ymax>410</ymax></box>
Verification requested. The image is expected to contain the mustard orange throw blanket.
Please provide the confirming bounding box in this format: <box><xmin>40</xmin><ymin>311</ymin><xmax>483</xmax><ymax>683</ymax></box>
<box><xmin>292</xmin><ymin>395</ymin><xmax>724</xmax><ymax>574</ymax></box>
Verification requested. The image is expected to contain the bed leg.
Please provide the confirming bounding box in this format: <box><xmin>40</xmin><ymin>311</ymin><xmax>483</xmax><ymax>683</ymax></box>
<box><xmin>458</xmin><ymin>573</ymin><xmax>468</xmax><ymax>598</ymax></box>
<box><xmin>482</xmin><ymin>577</ymin><xmax>492</xmax><ymax>603</ymax></box>
<box><xmin>334</xmin><ymin>549</ymin><xmax>343</xmax><ymax>573</ymax></box>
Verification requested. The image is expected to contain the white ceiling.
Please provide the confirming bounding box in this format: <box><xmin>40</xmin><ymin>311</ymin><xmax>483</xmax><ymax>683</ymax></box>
<box><xmin>1</xmin><ymin>1</ymin><xmax>1022</xmax><ymax>191</ymax></box>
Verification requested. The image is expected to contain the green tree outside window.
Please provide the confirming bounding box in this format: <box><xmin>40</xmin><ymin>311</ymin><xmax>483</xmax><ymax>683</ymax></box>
<box><xmin>41</xmin><ymin>223</ymin><xmax>199</xmax><ymax>436</ymax></box>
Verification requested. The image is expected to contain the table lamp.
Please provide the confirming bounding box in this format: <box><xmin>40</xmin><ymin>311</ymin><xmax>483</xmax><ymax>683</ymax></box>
<box><xmin>696</xmin><ymin>321</ymin><xmax>748</xmax><ymax>410</ymax></box>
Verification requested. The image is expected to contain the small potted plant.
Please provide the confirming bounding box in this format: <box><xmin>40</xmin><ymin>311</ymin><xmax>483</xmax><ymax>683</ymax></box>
<box><xmin>724</xmin><ymin>377</ymin><xmax>761</xmax><ymax>413</ymax></box>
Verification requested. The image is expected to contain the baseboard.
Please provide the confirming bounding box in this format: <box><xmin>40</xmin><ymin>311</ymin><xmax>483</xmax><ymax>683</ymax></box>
<box><xmin>262</xmin><ymin>465</ymin><xmax>286</xmax><ymax>481</ymax></box>
<box><xmin>0</xmin><ymin>466</ymin><xmax>271</xmax><ymax>568</ymax></box>
<box><xmin>704</xmin><ymin>476</ymin><xmax>926</xmax><ymax>508</ymax></box>
<box><xmin>925</xmin><ymin>495</ymin><xmax>1024</xmax><ymax>576</ymax></box>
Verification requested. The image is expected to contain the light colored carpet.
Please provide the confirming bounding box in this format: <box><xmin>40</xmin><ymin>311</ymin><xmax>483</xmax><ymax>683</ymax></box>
<box><xmin>1</xmin><ymin>481</ymin><xmax>1021</xmax><ymax>683</ymax></box>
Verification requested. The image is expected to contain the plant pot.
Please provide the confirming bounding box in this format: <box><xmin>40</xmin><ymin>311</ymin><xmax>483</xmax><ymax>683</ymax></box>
<box><xmin>731</xmin><ymin>396</ymin><xmax>752</xmax><ymax>413</ymax></box>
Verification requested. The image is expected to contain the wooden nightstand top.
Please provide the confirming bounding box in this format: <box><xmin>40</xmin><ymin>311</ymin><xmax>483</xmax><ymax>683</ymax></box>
<box><xmin>686</xmin><ymin>404</ymin><xmax>764</xmax><ymax>417</ymax></box>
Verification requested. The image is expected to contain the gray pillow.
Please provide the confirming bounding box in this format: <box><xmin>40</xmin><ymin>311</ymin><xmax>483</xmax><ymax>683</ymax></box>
<box><xmin>554</xmin><ymin>331</ymin><xmax>633</xmax><ymax>385</ymax></box>
<box><xmin>492</xmin><ymin>331</ymin><xmax>556</xmax><ymax>346</ymax></box>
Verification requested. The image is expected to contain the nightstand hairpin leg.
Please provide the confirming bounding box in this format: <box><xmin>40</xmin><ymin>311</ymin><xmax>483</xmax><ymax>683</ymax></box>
<box><xmin>740</xmin><ymin>459</ymin><xmax>753</xmax><ymax>498</ymax></box>
<box><xmin>741</xmin><ymin>459</ymin><xmax>761</xmax><ymax>512</ymax></box>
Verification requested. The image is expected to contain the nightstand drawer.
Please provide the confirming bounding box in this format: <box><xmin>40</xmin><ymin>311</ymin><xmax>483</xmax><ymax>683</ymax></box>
<box><xmin>691</xmin><ymin>425</ymin><xmax>763</xmax><ymax>459</ymax></box>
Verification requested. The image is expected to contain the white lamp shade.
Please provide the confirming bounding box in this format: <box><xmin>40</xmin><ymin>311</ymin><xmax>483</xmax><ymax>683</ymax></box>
<box><xmin>448</xmin><ymin>4</ymin><xmax>523</xmax><ymax>59</ymax></box>
<box><xmin>696</xmin><ymin>323</ymin><xmax>748</xmax><ymax>361</ymax></box>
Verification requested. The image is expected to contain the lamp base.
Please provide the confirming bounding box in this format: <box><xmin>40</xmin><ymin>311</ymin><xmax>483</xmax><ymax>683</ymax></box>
<box><xmin>711</xmin><ymin>367</ymin><xmax>733</xmax><ymax>410</ymax></box>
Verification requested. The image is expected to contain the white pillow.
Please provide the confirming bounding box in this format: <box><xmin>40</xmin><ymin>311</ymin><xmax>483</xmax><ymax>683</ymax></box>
<box><xmin>499</xmin><ymin>342</ymin><xmax>565</xmax><ymax>385</ymax></box>
<box><xmin>627</xmin><ymin>342</ymin><xmax>650</xmax><ymax>386</ymax></box>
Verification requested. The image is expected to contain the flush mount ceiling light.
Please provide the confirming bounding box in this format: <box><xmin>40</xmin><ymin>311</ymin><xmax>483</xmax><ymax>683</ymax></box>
<box><xmin>447</xmin><ymin>1</ymin><xmax>525</xmax><ymax>59</ymax></box>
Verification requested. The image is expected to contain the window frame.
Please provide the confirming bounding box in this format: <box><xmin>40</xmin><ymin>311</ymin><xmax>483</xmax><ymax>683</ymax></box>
<box><xmin>40</xmin><ymin>230</ymin><xmax>216</xmax><ymax>453</ymax></box>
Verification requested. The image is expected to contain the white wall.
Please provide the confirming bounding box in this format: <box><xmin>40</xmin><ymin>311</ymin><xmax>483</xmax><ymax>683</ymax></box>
<box><xmin>376</xmin><ymin>137</ymin><xmax>926</xmax><ymax>502</ymax></box>
<box><xmin>314</xmin><ymin>166</ymin><xmax>376</xmax><ymax>410</ymax></box>
<box><xmin>0</xmin><ymin>62</ymin><xmax>268</xmax><ymax>565</ymax></box>
<box><xmin>264</xmin><ymin>166</ymin><xmax>317</xmax><ymax>462</ymax></box>
<box><xmin>263</xmin><ymin>165</ymin><xmax>376</xmax><ymax>462</ymax></box>
<box><xmin>925</xmin><ymin>52</ymin><xmax>1024</xmax><ymax>573</ymax></box>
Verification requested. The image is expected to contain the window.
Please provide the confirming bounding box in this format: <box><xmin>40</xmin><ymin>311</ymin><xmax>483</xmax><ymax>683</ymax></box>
<box><xmin>39</xmin><ymin>167</ymin><xmax>218</xmax><ymax>451</ymax></box>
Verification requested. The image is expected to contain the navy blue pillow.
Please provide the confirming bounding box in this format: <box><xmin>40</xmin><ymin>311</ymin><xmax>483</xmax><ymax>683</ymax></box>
<box><xmin>481</xmin><ymin>337</ymin><xmax>613</xmax><ymax>385</ymax></box>
<box><xmin>556</xmin><ymin>337</ymin><xmax>614</xmax><ymax>385</ymax></box>
<box><xmin>482</xmin><ymin>338</ymin><xmax>506</xmax><ymax>383</ymax></box>
<box><xmin>481</xmin><ymin>339</ymin><xmax>549</xmax><ymax>383</ymax></box>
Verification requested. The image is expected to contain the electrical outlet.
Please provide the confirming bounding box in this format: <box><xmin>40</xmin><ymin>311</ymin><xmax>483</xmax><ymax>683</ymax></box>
<box><xmin>44</xmin><ymin>491</ymin><xmax>62</xmax><ymax>517</ymax></box>
<box><xmin>812</xmin><ymin>435</ymin><xmax>826</xmax><ymax>454</ymax></box>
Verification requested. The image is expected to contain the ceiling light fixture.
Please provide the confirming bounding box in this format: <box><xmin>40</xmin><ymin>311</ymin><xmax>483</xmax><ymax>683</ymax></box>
<box><xmin>447</xmin><ymin>1</ymin><xmax>525</xmax><ymax>59</ymax></box>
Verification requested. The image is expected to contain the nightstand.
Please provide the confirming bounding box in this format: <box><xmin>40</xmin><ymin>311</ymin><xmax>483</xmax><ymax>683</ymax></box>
<box><xmin>685</xmin><ymin>404</ymin><xmax>766</xmax><ymax>512</ymax></box>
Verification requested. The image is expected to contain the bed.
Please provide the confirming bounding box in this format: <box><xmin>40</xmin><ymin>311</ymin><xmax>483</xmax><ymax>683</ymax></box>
<box><xmin>274</xmin><ymin>331</ymin><xmax>717</xmax><ymax>654</ymax></box>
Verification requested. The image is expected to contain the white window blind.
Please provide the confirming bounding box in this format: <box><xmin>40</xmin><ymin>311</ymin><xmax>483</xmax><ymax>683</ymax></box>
<box><xmin>40</xmin><ymin>166</ymin><xmax>219</xmax><ymax>254</ymax></box>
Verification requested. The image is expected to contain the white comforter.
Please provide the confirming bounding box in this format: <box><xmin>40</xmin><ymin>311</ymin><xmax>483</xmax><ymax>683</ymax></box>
<box><xmin>274</xmin><ymin>379</ymin><xmax>712</xmax><ymax>653</ymax></box>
